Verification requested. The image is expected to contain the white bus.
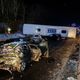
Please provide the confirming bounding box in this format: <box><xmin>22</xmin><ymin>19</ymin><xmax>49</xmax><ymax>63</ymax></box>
<box><xmin>23</xmin><ymin>24</ymin><xmax>77</xmax><ymax>39</ymax></box>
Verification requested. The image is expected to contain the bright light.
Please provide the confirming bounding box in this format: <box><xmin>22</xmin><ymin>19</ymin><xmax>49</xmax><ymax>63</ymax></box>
<box><xmin>7</xmin><ymin>27</ymin><xmax>11</xmax><ymax>34</ymax></box>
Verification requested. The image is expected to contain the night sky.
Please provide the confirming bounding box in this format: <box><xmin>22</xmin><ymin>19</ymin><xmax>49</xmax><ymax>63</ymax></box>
<box><xmin>24</xmin><ymin>1</ymin><xmax>80</xmax><ymax>26</ymax></box>
<box><xmin>0</xmin><ymin>0</ymin><xmax>80</xmax><ymax>26</ymax></box>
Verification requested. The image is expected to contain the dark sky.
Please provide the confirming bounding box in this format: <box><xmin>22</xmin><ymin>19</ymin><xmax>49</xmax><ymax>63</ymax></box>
<box><xmin>24</xmin><ymin>1</ymin><xmax>80</xmax><ymax>26</ymax></box>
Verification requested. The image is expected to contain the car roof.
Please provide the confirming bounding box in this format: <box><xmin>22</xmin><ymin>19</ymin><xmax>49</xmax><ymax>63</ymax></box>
<box><xmin>0</xmin><ymin>38</ymin><xmax>26</xmax><ymax>45</ymax></box>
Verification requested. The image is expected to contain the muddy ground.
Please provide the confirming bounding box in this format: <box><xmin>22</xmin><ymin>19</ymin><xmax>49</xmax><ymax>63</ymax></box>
<box><xmin>21</xmin><ymin>38</ymin><xmax>79</xmax><ymax>80</ymax></box>
<box><xmin>0</xmin><ymin>37</ymin><xmax>80</xmax><ymax>80</ymax></box>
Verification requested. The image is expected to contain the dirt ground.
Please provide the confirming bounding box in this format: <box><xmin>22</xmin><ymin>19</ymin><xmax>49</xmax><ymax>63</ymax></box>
<box><xmin>21</xmin><ymin>38</ymin><xmax>79</xmax><ymax>80</ymax></box>
<box><xmin>1</xmin><ymin>37</ymin><xmax>80</xmax><ymax>80</ymax></box>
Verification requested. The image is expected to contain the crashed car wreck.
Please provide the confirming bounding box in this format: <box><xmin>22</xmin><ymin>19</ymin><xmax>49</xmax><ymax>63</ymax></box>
<box><xmin>0</xmin><ymin>37</ymin><xmax>49</xmax><ymax>79</ymax></box>
<box><xmin>0</xmin><ymin>38</ymin><xmax>31</xmax><ymax>75</ymax></box>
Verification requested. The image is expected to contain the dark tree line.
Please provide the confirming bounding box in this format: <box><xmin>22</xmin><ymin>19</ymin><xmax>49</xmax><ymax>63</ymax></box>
<box><xmin>0</xmin><ymin>0</ymin><xmax>26</xmax><ymax>22</ymax></box>
<box><xmin>0</xmin><ymin>1</ymin><xmax>45</xmax><ymax>33</ymax></box>
<box><xmin>0</xmin><ymin>0</ymin><xmax>44</xmax><ymax>23</ymax></box>
<box><xmin>0</xmin><ymin>0</ymin><xmax>26</xmax><ymax>33</ymax></box>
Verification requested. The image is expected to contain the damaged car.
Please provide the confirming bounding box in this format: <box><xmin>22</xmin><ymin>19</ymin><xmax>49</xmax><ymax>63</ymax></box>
<box><xmin>0</xmin><ymin>37</ymin><xmax>49</xmax><ymax>79</ymax></box>
<box><xmin>0</xmin><ymin>38</ymin><xmax>31</xmax><ymax>73</ymax></box>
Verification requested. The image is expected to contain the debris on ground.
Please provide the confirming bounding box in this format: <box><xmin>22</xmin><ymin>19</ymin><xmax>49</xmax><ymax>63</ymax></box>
<box><xmin>21</xmin><ymin>38</ymin><xmax>79</xmax><ymax>80</ymax></box>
